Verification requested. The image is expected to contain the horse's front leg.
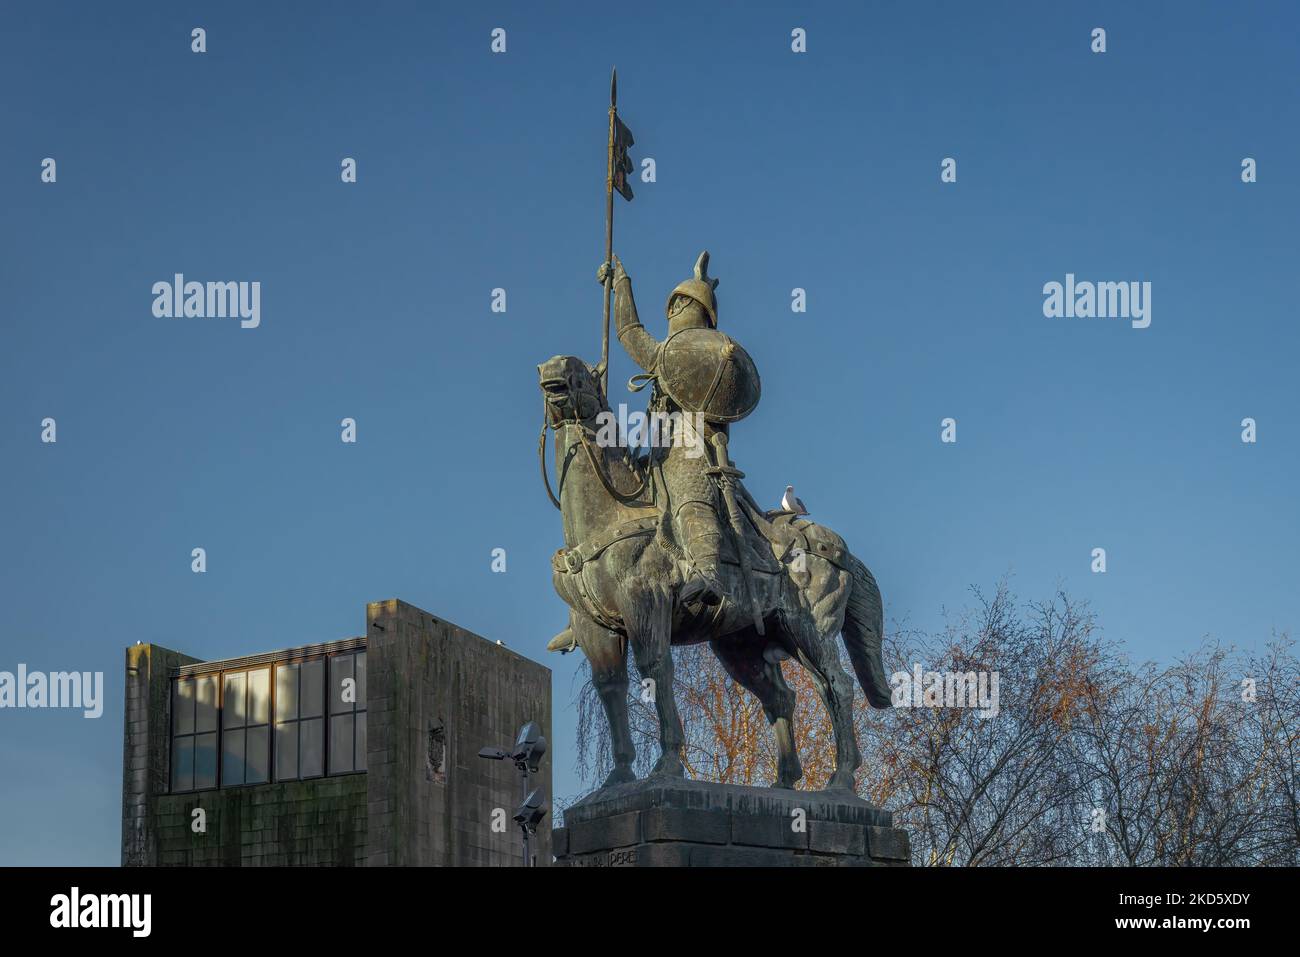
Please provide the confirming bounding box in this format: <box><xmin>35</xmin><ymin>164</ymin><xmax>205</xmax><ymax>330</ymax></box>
<box><xmin>574</xmin><ymin>615</ymin><xmax>636</xmax><ymax>787</ymax></box>
<box><xmin>627</xmin><ymin>598</ymin><xmax>685</xmax><ymax>778</ymax></box>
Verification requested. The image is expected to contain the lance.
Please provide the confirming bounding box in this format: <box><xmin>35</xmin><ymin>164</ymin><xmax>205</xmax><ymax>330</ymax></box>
<box><xmin>600</xmin><ymin>68</ymin><xmax>617</xmax><ymax>397</ymax></box>
<box><xmin>600</xmin><ymin>67</ymin><xmax>635</xmax><ymax>396</ymax></box>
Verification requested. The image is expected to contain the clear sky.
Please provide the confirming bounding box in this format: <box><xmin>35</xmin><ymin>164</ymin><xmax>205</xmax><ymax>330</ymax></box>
<box><xmin>2</xmin><ymin>1</ymin><xmax>1297</xmax><ymax>864</ymax></box>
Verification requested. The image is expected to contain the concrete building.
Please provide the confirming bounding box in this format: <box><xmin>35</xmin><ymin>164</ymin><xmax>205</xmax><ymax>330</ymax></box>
<box><xmin>121</xmin><ymin>599</ymin><xmax>551</xmax><ymax>866</ymax></box>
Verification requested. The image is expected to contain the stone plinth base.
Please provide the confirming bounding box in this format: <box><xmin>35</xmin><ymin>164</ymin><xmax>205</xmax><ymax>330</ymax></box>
<box><xmin>553</xmin><ymin>778</ymin><xmax>910</xmax><ymax>867</ymax></box>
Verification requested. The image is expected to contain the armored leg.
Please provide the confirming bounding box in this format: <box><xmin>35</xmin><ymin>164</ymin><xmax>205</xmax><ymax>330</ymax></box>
<box><xmin>675</xmin><ymin>500</ymin><xmax>726</xmax><ymax>606</ymax></box>
<box><xmin>657</xmin><ymin>430</ymin><xmax>731</xmax><ymax>607</ymax></box>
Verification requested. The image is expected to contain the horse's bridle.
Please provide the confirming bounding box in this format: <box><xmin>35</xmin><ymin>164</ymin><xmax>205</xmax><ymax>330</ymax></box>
<box><xmin>538</xmin><ymin>378</ymin><xmax>652</xmax><ymax>511</ymax></box>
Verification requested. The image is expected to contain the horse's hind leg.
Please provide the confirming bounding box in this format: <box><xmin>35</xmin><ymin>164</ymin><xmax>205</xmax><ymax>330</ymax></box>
<box><xmin>575</xmin><ymin>615</ymin><xmax>636</xmax><ymax>787</ymax></box>
<box><xmin>711</xmin><ymin>633</ymin><xmax>803</xmax><ymax>789</ymax></box>
<box><xmin>627</xmin><ymin>599</ymin><xmax>685</xmax><ymax>778</ymax></box>
<box><xmin>795</xmin><ymin>629</ymin><xmax>862</xmax><ymax>793</ymax></box>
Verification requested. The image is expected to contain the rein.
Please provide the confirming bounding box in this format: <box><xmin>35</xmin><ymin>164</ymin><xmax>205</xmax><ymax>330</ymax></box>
<box><xmin>539</xmin><ymin>394</ymin><xmax>652</xmax><ymax>510</ymax></box>
<box><xmin>577</xmin><ymin>422</ymin><xmax>652</xmax><ymax>505</ymax></box>
<box><xmin>538</xmin><ymin>406</ymin><xmax>562</xmax><ymax>511</ymax></box>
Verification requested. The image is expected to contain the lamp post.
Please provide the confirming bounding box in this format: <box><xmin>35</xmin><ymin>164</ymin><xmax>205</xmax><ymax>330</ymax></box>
<box><xmin>478</xmin><ymin>721</ymin><xmax>548</xmax><ymax>867</ymax></box>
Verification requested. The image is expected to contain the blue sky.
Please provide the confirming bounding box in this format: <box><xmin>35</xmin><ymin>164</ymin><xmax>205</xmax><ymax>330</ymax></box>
<box><xmin>1</xmin><ymin>1</ymin><xmax>1297</xmax><ymax>864</ymax></box>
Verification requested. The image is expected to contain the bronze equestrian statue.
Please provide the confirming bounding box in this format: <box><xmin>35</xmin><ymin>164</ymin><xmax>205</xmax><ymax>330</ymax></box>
<box><xmin>539</xmin><ymin>251</ymin><xmax>891</xmax><ymax>793</ymax></box>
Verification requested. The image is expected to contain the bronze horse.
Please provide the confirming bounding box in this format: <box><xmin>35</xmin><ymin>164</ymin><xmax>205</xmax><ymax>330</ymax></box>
<box><xmin>539</xmin><ymin>355</ymin><xmax>891</xmax><ymax>792</ymax></box>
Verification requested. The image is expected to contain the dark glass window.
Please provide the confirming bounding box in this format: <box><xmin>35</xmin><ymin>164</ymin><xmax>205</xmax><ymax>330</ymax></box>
<box><xmin>275</xmin><ymin>659</ymin><xmax>325</xmax><ymax>781</ymax></box>
<box><xmin>221</xmin><ymin>668</ymin><xmax>270</xmax><ymax>786</ymax></box>
<box><xmin>170</xmin><ymin>647</ymin><xmax>365</xmax><ymax>793</ymax></box>
<box><xmin>328</xmin><ymin>651</ymin><xmax>367</xmax><ymax>774</ymax></box>
<box><xmin>171</xmin><ymin>675</ymin><xmax>218</xmax><ymax>791</ymax></box>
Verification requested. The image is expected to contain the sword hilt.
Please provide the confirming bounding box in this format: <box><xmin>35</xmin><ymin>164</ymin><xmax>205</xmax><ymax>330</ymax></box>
<box><xmin>706</xmin><ymin>432</ymin><xmax>744</xmax><ymax>482</ymax></box>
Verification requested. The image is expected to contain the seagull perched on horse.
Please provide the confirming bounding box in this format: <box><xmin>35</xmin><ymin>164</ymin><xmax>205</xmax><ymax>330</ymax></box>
<box><xmin>780</xmin><ymin>485</ymin><xmax>809</xmax><ymax>516</ymax></box>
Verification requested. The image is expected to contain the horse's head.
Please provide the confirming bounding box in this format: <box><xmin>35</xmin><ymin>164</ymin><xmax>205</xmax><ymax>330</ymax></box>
<box><xmin>538</xmin><ymin>355</ymin><xmax>606</xmax><ymax>427</ymax></box>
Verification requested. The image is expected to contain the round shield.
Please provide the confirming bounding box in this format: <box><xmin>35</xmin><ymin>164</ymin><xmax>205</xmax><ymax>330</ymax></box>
<box><xmin>657</xmin><ymin>327</ymin><xmax>761</xmax><ymax>423</ymax></box>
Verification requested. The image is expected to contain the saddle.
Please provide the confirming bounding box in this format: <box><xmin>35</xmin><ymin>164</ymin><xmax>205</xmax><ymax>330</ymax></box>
<box><xmin>737</xmin><ymin>485</ymin><xmax>852</xmax><ymax>574</ymax></box>
<box><xmin>550</xmin><ymin>478</ymin><xmax>849</xmax><ymax>580</ymax></box>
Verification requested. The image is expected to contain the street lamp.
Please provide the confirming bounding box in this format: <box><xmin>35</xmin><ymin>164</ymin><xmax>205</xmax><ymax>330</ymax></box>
<box><xmin>514</xmin><ymin>789</ymin><xmax>547</xmax><ymax>833</ymax></box>
<box><xmin>478</xmin><ymin>720</ymin><xmax>548</xmax><ymax>866</ymax></box>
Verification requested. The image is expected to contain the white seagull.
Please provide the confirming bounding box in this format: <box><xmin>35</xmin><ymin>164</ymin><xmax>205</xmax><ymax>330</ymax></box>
<box><xmin>780</xmin><ymin>485</ymin><xmax>809</xmax><ymax>515</ymax></box>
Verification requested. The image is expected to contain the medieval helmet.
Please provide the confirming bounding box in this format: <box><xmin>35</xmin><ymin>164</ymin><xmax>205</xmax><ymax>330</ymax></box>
<box><xmin>666</xmin><ymin>250</ymin><xmax>719</xmax><ymax>327</ymax></box>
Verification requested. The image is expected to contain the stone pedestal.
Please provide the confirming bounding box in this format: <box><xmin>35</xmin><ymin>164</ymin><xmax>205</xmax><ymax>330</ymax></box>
<box><xmin>553</xmin><ymin>778</ymin><xmax>910</xmax><ymax>867</ymax></box>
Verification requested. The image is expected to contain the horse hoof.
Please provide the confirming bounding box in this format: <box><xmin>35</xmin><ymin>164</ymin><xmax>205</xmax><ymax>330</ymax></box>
<box><xmin>600</xmin><ymin>766</ymin><xmax>636</xmax><ymax>789</ymax></box>
<box><xmin>650</xmin><ymin>757</ymin><xmax>686</xmax><ymax>779</ymax></box>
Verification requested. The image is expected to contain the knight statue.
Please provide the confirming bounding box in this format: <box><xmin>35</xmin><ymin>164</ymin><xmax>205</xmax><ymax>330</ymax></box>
<box><xmin>535</xmin><ymin>73</ymin><xmax>892</xmax><ymax>795</ymax></box>
<box><xmin>597</xmin><ymin>251</ymin><xmax>760</xmax><ymax>614</ymax></box>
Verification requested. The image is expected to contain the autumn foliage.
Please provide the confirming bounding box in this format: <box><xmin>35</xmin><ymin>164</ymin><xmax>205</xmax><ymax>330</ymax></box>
<box><xmin>572</xmin><ymin>583</ymin><xmax>1300</xmax><ymax>866</ymax></box>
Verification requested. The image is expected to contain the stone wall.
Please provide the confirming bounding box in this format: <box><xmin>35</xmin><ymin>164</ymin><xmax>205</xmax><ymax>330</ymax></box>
<box><xmin>554</xmin><ymin>779</ymin><xmax>911</xmax><ymax>867</ymax></box>
<box><xmin>151</xmin><ymin>776</ymin><xmax>368</xmax><ymax>866</ymax></box>
<box><xmin>121</xmin><ymin>643</ymin><xmax>199</xmax><ymax>866</ymax></box>
<box><xmin>364</xmin><ymin>599</ymin><xmax>552</xmax><ymax>866</ymax></box>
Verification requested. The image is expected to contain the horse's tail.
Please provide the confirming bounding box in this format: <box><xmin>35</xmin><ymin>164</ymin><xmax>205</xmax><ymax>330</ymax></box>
<box><xmin>842</xmin><ymin>553</ymin><xmax>892</xmax><ymax>708</ymax></box>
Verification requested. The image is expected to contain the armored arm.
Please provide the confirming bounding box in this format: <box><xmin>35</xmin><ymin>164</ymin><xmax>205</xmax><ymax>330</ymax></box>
<box><xmin>611</xmin><ymin>261</ymin><xmax>661</xmax><ymax>373</ymax></box>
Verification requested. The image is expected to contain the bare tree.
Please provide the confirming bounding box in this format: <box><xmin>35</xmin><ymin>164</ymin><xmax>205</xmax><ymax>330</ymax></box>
<box><xmin>569</xmin><ymin>582</ymin><xmax>1299</xmax><ymax>866</ymax></box>
<box><xmin>866</xmin><ymin>586</ymin><xmax>1107</xmax><ymax>865</ymax></box>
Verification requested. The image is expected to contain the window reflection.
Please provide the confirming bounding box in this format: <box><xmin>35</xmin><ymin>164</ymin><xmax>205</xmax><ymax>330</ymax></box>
<box><xmin>171</xmin><ymin>649</ymin><xmax>365</xmax><ymax>792</ymax></box>
<box><xmin>221</xmin><ymin>668</ymin><xmax>270</xmax><ymax>786</ymax></box>
<box><xmin>327</xmin><ymin>651</ymin><xmax>367</xmax><ymax>775</ymax></box>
